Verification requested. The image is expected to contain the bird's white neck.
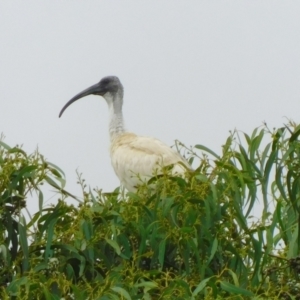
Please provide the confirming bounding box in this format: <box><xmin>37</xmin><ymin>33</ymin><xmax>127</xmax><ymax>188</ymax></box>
<box><xmin>104</xmin><ymin>92</ymin><xmax>126</xmax><ymax>141</ymax></box>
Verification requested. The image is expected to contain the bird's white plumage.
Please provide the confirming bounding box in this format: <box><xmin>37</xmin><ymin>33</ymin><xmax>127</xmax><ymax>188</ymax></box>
<box><xmin>110</xmin><ymin>132</ymin><xmax>189</xmax><ymax>191</ymax></box>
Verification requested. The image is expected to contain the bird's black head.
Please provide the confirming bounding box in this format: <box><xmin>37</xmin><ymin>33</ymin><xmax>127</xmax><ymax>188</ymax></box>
<box><xmin>96</xmin><ymin>76</ymin><xmax>122</xmax><ymax>95</ymax></box>
<box><xmin>59</xmin><ymin>76</ymin><xmax>123</xmax><ymax>118</ymax></box>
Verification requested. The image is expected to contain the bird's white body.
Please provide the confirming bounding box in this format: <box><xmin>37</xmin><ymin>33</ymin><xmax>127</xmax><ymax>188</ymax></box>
<box><xmin>59</xmin><ymin>76</ymin><xmax>189</xmax><ymax>191</ymax></box>
<box><xmin>110</xmin><ymin>132</ymin><xmax>188</xmax><ymax>191</ymax></box>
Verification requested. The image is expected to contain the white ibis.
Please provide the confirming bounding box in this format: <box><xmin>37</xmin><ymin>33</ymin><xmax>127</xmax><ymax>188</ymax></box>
<box><xmin>59</xmin><ymin>76</ymin><xmax>190</xmax><ymax>191</ymax></box>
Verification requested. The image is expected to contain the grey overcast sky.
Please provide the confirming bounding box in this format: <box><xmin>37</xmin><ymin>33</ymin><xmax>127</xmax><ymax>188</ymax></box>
<box><xmin>1</xmin><ymin>2</ymin><xmax>300</xmax><ymax>215</ymax></box>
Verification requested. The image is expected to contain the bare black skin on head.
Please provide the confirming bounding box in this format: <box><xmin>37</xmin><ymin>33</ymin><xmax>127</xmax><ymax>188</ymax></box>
<box><xmin>59</xmin><ymin>76</ymin><xmax>123</xmax><ymax>118</ymax></box>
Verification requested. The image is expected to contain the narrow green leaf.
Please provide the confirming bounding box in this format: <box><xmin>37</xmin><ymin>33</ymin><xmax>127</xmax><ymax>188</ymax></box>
<box><xmin>105</xmin><ymin>238</ymin><xmax>121</xmax><ymax>255</ymax></box>
<box><xmin>195</xmin><ymin>174</ymin><xmax>209</xmax><ymax>182</ymax></box>
<box><xmin>49</xmin><ymin>167</ymin><xmax>62</xmax><ymax>178</ymax></box>
<box><xmin>262</xmin><ymin>150</ymin><xmax>277</xmax><ymax>209</ymax></box>
<box><xmin>71</xmin><ymin>285</ymin><xmax>88</xmax><ymax>300</ymax></box>
<box><xmin>39</xmin><ymin>206</ymin><xmax>64</xmax><ymax>235</ymax></box>
<box><xmin>272</xmin><ymin>127</ymin><xmax>285</xmax><ymax>150</ymax></box>
<box><xmin>81</xmin><ymin>219</ymin><xmax>93</xmax><ymax>241</ymax></box>
<box><xmin>180</xmin><ymin>227</ymin><xmax>194</xmax><ymax>233</ymax></box>
<box><xmin>220</xmin><ymin>281</ymin><xmax>254</xmax><ymax>297</ymax></box>
<box><xmin>134</xmin><ymin>281</ymin><xmax>158</xmax><ymax>289</ymax></box>
<box><xmin>89</xmin><ymin>187</ymin><xmax>97</xmax><ymax>203</ymax></box>
<box><xmin>222</xmin><ymin>136</ymin><xmax>233</xmax><ymax>155</ymax></box>
<box><xmin>11</xmin><ymin>165</ymin><xmax>37</xmax><ymax>187</ymax></box>
<box><xmin>39</xmin><ymin>189</ymin><xmax>44</xmax><ymax>211</ymax></box>
<box><xmin>46</xmin><ymin>161</ymin><xmax>66</xmax><ymax>177</ymax></box>
<box><xmin>251</xmin><ymin>236</ymin><xmax>263</xmax><ymax>284</ymax></box>
<box><xmin>108</xmin><ymin>293</ymin><xmax>123</xmax><ymax>300</ymax></box>
<box><xmin>287</xmin><ymin>226</ymin><xmax>298</xmax><ymax>258</ymax></box>
<box><xmin>45</xmin><ymin>175</ymin><xmax>61</xmax><ymax>189</ymax></box>
<box><xmin>27</xmin><ymin>211</ymin><xmax>41</xmax><ymax>229</ymax></box>
<box><xmin>18</xmin><ymin>218</ymin><xmax>29</xmax><ymax>272</ymax></box>
<box><xmin>43</xmin><ymin>286</ymin><xmax>58</xmax><ymax>300</ymax></box>
<box><xmin>250</xmin><ymin>129</ymin><xmax>264</xmax><ymax>161</ymax></box>
<box><xmin>111</xmin><ymin>286</ymin><xmax>132</xmax><ymax>300</ymax></box>
<box><xmin>232</xmin><ymin>192</ymin><xmax>248</xmax><ymax>231</ymax></box>
<box><xmin>66</xmin><ymin>263</ymin><xmax>75</xmax><ymax>280</ymax></box>
<box><xmin>161</xmin><ymin>197</ymin><xmax>174</xmax><ymax>217</ymax></box>
<box><xmin>245</xmin><ymin>182</ymin><xmax>257</xmax><ymax>218</ymax></box>
<box><xmin>0</xmin><ymin>140</ymin><xmax>11</xmax><ymax>150</ymax></box>
<box><xmin>8</xmin><ymin>147</ymin><xmax>27</xmax><ymax>156</ymax></box>
<box><xmin>192</xmin><ymin>277</ymin><xmax>212</xmax><ymax>296</ymax></box>
<box><xmin>127</xmin><ymin>192</ymin><xmax>142</xmax><ymax>201</ymax></box>
<box><xmin>7</xmin><ymin>277</ymin><xmax>28</xmax><ymax>294</ymax></box>
<box><xmin>195</xmin><ymin>144</ymin><xmax>220</xmax><ymax>159</ymax></box>
<box><xmin>235</xmin><ymin>148</ymin><xmax>247</xmax><ymax>170</ymax></box>
<box><xmin>207</xmin><ymin>238</ymin><xmax>218</xmax><ymax>264</ymax></box>
<box><xmin>0</xmin><ymin>244</ymin><xmax>7</xmax><ymax>260</ymax></box>
<box><xmin>209</xmin><ymin>183</ymin><xmax>217</xmax><ymax>202</ymax></box>
<box><xmin>244</xmin><ymin>132</ymin><xmax>251</xmax><ymax>145</ymax></box>
<box><xmin>289</xmin><ymin>127</ymin><xmax>300</xmax><ymax>143</ymax></box>
<box><xmin>250</xmin><ymin>127</ymin><xmax>259</xmax><ymax>141</ymax></box>
<box><xmin>53</xmin><ymin>175</ymin><xmax>66</xmax><ymax>188</ymax></box>
<box><xmin>32</xmin><ymin>260</ymin><xmax>48</xmax><ymax>272</ymax></box>
<box><xmin>279</xmin><ymin>144</ymin><xmax>295</xmax><ymax>165</ymax></box>
<box><xmin>260</xmin><ymin>142</ymin><xmax>271</xmax><ymax>173</ymax></box>
<box><xmin>275</xmin><ymin>167</ymin><xmax>287</xmax><ymax>201</ymax></box>
<box><xmin>227</xmin><ymin>269</ymin><xmax>239</xmax><ymax>286</ymax></box>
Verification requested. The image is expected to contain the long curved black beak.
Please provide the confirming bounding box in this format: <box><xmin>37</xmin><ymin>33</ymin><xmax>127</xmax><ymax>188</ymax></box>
<box><xmin>59</xmin><ymin>82</ymin><xmax>104</xmax><ymax>118</ymax></box>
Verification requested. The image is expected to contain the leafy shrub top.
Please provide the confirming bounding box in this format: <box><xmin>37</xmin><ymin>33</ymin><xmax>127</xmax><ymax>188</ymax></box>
<box><xmin>1</xmin><ymin>122</ymin><xmax>300</xmax><ymax>299</ymax></box>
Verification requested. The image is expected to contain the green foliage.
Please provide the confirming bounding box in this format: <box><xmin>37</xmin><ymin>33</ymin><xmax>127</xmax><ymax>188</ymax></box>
<box><xmin>1</xmin><ymin>122</ymin><xmax>300</xmax><ymax>299</ymax></box>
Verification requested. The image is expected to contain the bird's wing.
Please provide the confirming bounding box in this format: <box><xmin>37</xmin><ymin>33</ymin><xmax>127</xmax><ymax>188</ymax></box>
<box><xmin>110</xmin><ymin>133</ymin><xmax>190</xmax><ymax>191</ymax></box>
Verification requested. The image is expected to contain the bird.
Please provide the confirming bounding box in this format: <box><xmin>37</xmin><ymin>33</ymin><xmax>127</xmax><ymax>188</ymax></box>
<box><xmin>59</xmin><ymin>76</ymin><xmax>190</xmax><ymax>192</ymax></box>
